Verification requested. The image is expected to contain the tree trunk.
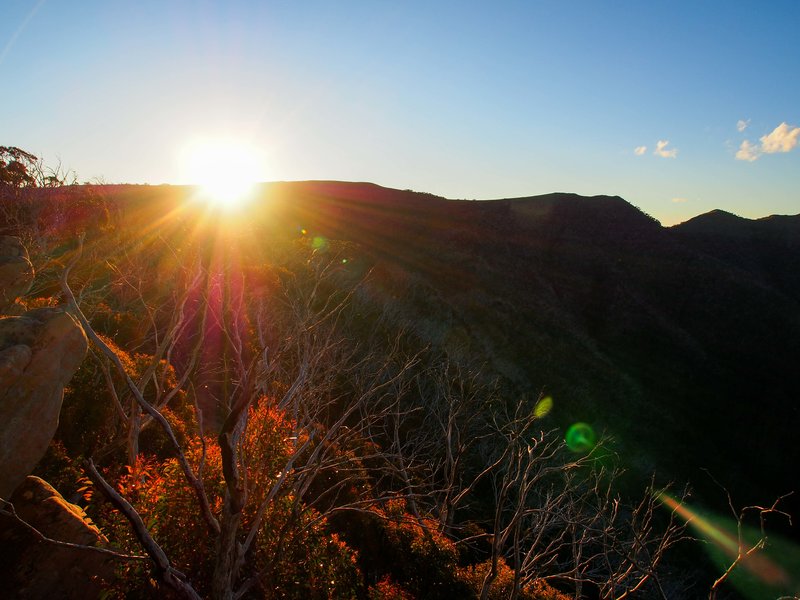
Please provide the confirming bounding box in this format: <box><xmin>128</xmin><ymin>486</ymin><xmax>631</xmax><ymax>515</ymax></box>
<box><xmin>127</xmin><ymin>397</ymin><xmax>140</xmax><ymax>465</ymax></box>
<box><xmin>212</xmin><ymin>497</ymin><xmax>242</xmax><ymax>600</ymax></box>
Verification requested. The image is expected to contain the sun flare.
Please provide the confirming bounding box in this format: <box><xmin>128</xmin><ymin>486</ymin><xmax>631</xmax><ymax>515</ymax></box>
<box><xmin>180</xmin><ymin>139</ymin><xmax>265</xmax><ymax>210</ymax></box>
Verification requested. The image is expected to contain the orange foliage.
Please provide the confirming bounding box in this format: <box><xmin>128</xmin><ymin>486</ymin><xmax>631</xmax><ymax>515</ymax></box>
<box><xmin>91</xmin><ymin>399</ymin><xmax>363</xmax><ymax>598</ymax></box>
<box><xmin>375</xmin><ymin>498</ymin><xmax>457</xmax><ymax>564</ymax></box>
<box><xmin>352</xmin><ymin>498</ymin><xmax>469</xmax><ymax>599</ymax></box>
<box><xmin>456</xmin><ymin>558</ymin><xmax>571</xmax><ymax>600</ymax></box>
<box><xmin>368</xmin><ymin>576</ymin><xmax>414</xmax><ymax>600</ymax></box>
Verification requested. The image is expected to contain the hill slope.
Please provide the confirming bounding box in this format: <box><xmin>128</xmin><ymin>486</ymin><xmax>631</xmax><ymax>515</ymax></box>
<box><xmin>47</xmin><ymin>181</ymin><xmax>800</xmax><ymax>509</ymax></box>
<box><xmin>250</xmin><ymin>182</ymin><xmax>800</xmax><ymax>507</ymax></box>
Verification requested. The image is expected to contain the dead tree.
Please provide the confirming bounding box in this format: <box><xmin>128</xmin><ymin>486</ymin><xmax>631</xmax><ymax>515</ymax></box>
<box><xmin>62</xmin><ymin>238</ymin><xmax>423</xmax><ymax>599</ymax></box>
<box><xmin>407</xmin><ymin>368</ymin><xmax>688</xmax><ymax>600</ymax></box>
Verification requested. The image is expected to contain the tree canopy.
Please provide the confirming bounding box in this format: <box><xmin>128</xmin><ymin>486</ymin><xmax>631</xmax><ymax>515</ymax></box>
<box><xmin>0</xmin><ymin>146</ymin><xmax>38</xmax><ymax>189</ymax></box>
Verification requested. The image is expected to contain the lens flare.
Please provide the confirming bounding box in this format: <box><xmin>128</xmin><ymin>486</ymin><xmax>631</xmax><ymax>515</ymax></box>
<box><xmin>534</xmin><ymin>396</ymin><xmax>553</xmax><ymax>418</ymax></box>
<box><xmin>565</xmin><ymin>422</ymin><xmax>596</xmax><ymax>452</ymax></box>
<box><xmin>657</xmin><ymin>492</ymin><xmax>799</xmax><ymax>598</ymax></box>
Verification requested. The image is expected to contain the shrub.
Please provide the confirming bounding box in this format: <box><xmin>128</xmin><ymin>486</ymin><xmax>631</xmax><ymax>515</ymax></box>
<box><xmin>456</xmin><ymin>558</ymin><xmax>571</xmax><ymax>600</ymax></box>
<box><xmin>89</xmin><ymin>400</ymin><xmax>364</xmax><ymax>598</ymax></box>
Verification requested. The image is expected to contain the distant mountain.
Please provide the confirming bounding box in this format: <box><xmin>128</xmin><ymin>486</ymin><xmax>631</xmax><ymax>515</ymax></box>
<box><xmin>673</xmin><ymin>209</ymin><xmax>800</xmax><ymax>303</ymax></box>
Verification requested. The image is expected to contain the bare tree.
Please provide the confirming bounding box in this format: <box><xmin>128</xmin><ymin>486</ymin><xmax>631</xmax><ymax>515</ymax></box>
<box><xmin>103</xmin><ymin>250</ymin><xmax>209</xmax><ymax>464</ymax></box>
<box><xmin>53</xmin><ymin>225</ymin><xmax>693</xmax><ymax>599</ymax></box>
<box><xmin>61</xmin><ymin>238</ymin><xmax>426</xmax><ymax>599</ymax></box>
<box><xmin>403</xmin><ymin>366</ymin><xmax>688</xmax><ymax>600</ymax></box>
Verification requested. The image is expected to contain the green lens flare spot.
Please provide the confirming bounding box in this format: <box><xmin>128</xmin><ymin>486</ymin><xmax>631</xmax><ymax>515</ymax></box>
<box><xmin>312</xmin><ymin>236</ymin><xmax>329</xmax><ymax>251</ymax></box>
<box><xmin>534</xmin><ymin>396</ymin><xmax>553</xmax><ymax>418</ymax></box>
<box><xmin>566</xmin><ymin>422</ymin><xmax>596</xmax><ymax>453</ymax></box>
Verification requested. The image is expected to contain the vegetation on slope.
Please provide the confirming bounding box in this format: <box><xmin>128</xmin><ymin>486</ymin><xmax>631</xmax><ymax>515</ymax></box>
<box><xmin>2</xmin><ymin>149</ymin><xmax>798</xmax><ymax>599</ymax></box>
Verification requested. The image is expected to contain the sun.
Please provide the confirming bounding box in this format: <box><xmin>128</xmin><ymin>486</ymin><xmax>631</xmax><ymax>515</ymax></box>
<box><xmin>180</xmin><ymin>138</ymin><xmax>265</xmax><ymax>210</ymax></box>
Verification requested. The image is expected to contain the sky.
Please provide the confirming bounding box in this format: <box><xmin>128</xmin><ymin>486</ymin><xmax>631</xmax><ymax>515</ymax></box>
<box><xmin>1</xmin><ymin>1</ymin><xmax>798</xmax><ymax>225</ymax></box>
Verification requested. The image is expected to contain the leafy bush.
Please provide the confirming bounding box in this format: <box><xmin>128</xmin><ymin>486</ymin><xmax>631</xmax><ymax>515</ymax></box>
<box><xmin>368</xmin><ymin>576</ymin><xmax>414</xmax><ymax>600</ymax></box>
<box><xmin>342</xmin><ymin>498</ymin><xmax>471</xmax><ymax>600</ymax></box>
<box><xmin>89</xmin><ymin>400</ymin><xmax>364</xmax><ymax>598</ymax></box>
<box><xmin>456</xmin><ymin>558</ymin><xmax>571</xmax><ymax>600</ymax></box>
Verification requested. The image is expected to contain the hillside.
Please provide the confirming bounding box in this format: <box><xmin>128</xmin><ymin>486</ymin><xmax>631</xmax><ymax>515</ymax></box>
<box><xmin>2</xmin><ymin>180</ymin><xmax>798</xmax><ymax>598</ymax></box>
<box><xmin>251</xmin><ymin>182</ymin><xmax>800</xmax><ymax>504</ymax></box>
<box><xmin>84</xmin><ymin>181</ymin><xmax>800</xmax><ymax>506</ymax></box>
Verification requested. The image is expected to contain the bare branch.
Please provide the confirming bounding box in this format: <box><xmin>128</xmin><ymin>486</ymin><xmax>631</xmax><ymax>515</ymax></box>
<box><xmin>60</xmin><ymin>235</ymin><xmax>220</xmax><ymax>535</ymax></box>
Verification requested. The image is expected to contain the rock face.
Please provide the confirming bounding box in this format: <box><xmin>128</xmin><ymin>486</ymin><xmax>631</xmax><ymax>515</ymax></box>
<box><xmin>0</xmin><ymin>307</ymin><xmax>88</xmax><ymax>499</ymax></box>
<box><xmin>0</xmin><ymin>236</ymin><xmax>107</xmax><ymax>596</ymax></box>
<box><xmin>0</xmin><ymin>236</ymin><xmax>34</xmax><ymax>313</ymax></box>
<box><xmin>0</xmin><ymin>476</ymin><xmax>115</xmax><ymax>598</ymax></box>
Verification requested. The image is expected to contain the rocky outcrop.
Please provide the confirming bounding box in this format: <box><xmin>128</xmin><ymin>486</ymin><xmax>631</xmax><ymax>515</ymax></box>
<box><xmin>0</xmin><ymin>308</ymin><xmax>88</xmax><ymax>499</ymax></box>
<box><xmin>0</xmin><ymin>236</ymin><xmax>34</xmax><ymax>313</ymax></box>
<box><xmin>0</xmin><ymin>300</ymin><xmax>87</xmax><ymax>506</ymax></box>
<box><xmin>0</xmin><ymin>476</ymin><xmax>116</xmax><ymax>598</ymax></box>
<box><xmin>7</xmin><ymin>475</ymin><xmax>106</xmax><ymax>546</ymax></box>
<box><xmin>0</xmin><ymin>236</ymin><xmax>106</xmax><ymax>597</ymax></box>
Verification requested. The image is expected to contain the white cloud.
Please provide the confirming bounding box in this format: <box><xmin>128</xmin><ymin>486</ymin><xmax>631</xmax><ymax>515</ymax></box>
<box><xmin>654</xmin><ymin>140</ymin><xmax>678</xmax><ymax>158</ymax></box>
<box><xmin>760</xmin><ymin>122</ymin><xmax>800</xmax><ymax>154</ymax></box>
<box><xmin>671</xmin><ymin>197</ymin><xmax>688</xmax><ymax>203</ymax></box>
<box><xmin>634</xmin><ymin>145</ymin><xmax>647</xmax><ymax>156</ymax></box>
<box><xmin>735</xmin><ymin>140</ymin><xmax>760</xmax><ymax>162</ymax></box>
<box><xmin>735</xmin><ymin>122</ymin><xmax>800</xmax><ymax>161</ymax></box>
<box><xmin>737</xmin><ymin>119</ymin><xmax>750</xmax><ymax>133</ymax></box>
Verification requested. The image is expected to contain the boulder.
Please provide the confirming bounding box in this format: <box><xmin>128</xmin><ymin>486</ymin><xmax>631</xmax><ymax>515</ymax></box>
<box><xmin>0</xmin><ymin>476</ymin><xmax>116</xmax><ymax>598</ymax></box>
<box><xmin>0</xmin><ymin>236</ymin><xmax>34</xmax><ymax>312</ymax></box>
<box><xmin>0</xmin><ymin>308</ymin><xmax>87</xmax><ymax>499</ymax></box>
<box><xmin>8</xmin><ymin>475</ymin><xmax>106</xmax><ymax>546</ymax></box>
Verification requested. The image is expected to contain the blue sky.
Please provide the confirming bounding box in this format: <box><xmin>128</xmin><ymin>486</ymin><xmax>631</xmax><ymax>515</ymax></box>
<box><xmin>1</xmin><ymin>0</ymin><xmax>798</xmax><ymax>224</ymax></box>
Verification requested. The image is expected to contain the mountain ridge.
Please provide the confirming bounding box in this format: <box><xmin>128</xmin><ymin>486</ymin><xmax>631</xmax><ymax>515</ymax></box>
<box><xmin>109</xmin><ymin>180</ymin><xmax>799</xmax><ymax>227</ymax></box>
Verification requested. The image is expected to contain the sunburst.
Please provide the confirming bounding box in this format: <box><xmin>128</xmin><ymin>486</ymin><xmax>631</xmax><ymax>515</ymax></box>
<box><xmin>180</xmin><ymin>138</ymin><xmax>266</xmax><ymax>211</ymax></box>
